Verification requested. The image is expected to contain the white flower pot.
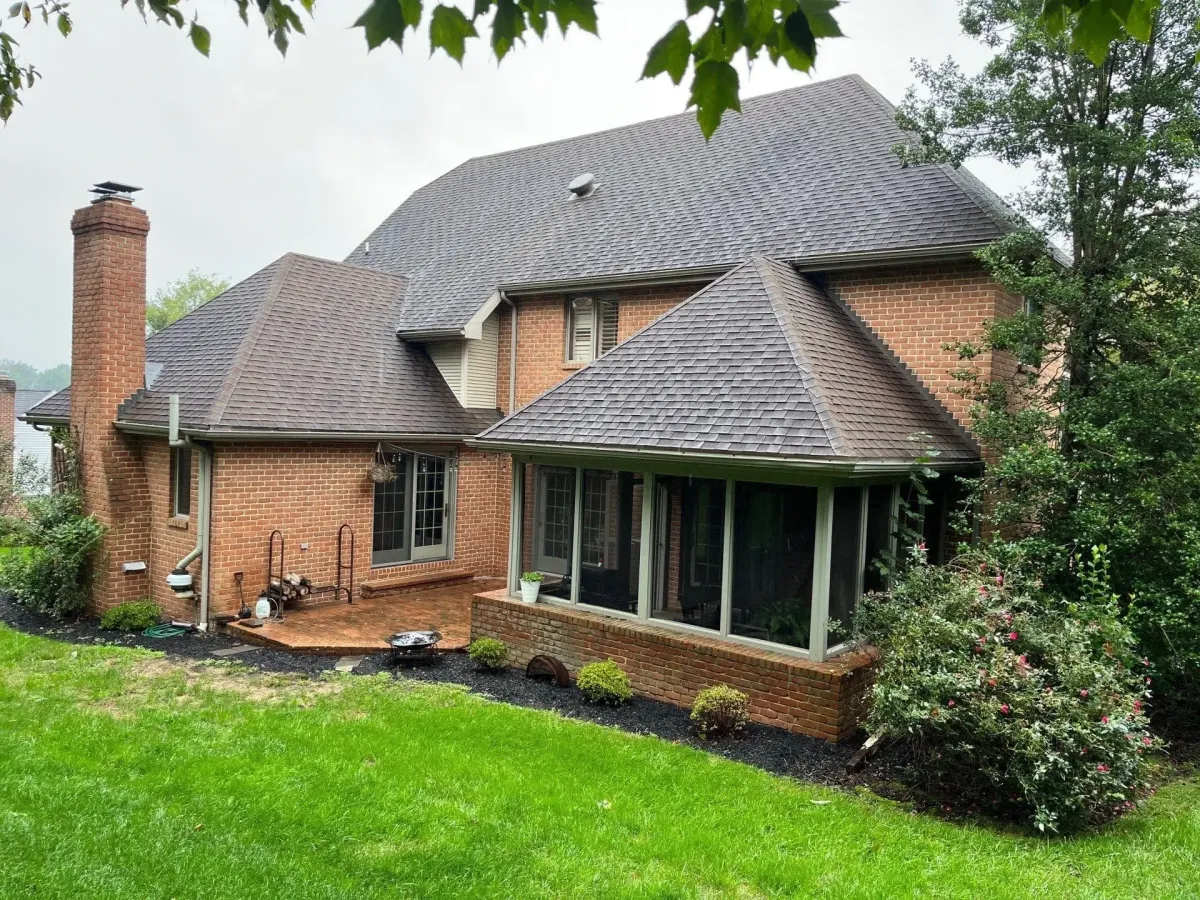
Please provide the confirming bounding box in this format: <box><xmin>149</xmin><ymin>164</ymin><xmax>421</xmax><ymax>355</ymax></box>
<box><xmin>520</xmin><ymin>580</ymin><xmax>541</xmax><ymax>604</ymax></box>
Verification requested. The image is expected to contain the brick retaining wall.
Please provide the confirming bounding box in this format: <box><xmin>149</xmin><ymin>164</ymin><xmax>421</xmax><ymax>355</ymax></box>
<box><xmin>472</xmin><ymin>589</ymin><xmax>874</xmax><ymax>742</ymax></box>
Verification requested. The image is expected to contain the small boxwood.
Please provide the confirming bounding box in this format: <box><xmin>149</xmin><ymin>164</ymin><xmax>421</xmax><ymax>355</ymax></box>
<box><xmin>690</xmin><ymin>685</ymin><xmax>750</xmax><ymax>738</ymax></box>
<box><xmin>468</xmin><ymin>637</ymin><xmax>509</xmax><ymax>671</ymax></box>
<box><xmin>100</xmin><ymin>600</ymin><xmax>162</xmax><ymax>632</ymax></box>
<box><xmin>576</xmin><ymin>659</ymin><xmax>633</xmax><ymax>705</ymax></box>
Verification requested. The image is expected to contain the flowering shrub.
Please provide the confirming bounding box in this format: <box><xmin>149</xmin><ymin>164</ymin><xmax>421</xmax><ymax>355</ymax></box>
<box><xmin>856</xmin><ymin>544</ymin><xmax>1160</xmax><ymax>833</ymax></box>
<box><xmin>576</xmin><ymin>659</ymin><xmax>633</xmax><ymax>705</ymax></box>
<box><xmin>690</xmin><ymin>685</ymin><xmax>750</xmax><ymax>738</ymax></box>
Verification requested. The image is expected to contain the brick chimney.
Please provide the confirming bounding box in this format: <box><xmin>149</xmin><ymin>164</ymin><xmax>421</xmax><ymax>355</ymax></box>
<box><xmin>0</xmin><ymin>371</ymin><xmax>15</xmax><ymax>478</ymax></box>
<box><xmin>70</xmin><ymin>184</ymin><xmax>152</xmax><ymax>610</ymax></box>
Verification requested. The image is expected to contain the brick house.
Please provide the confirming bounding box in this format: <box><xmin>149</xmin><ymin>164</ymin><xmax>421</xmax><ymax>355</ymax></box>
<box><xmin>25</xmin><ymin>75</ymin><xmax>1019</xmax><ymax>740</ymax></box>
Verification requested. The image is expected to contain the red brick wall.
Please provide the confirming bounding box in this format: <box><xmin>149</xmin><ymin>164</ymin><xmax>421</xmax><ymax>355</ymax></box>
<box><xmin>472</xmin><ymin>590</ymin><xmax>874</xmax><ymax>742</ymax></box>
<box><xmin>143</xmin><ymin>440</ymin><xmax>202</xmax><ymax>621</ymax></box>
<box><xmin>496</xmin><ymin>282</ymin><xmax>706</xmax><ymax>414</ymax></box>
<box><xmin>828</xmin><ymin>262</ymin><xmax>1020</xmax><ymax>426</ymax></box>
<box><xmin>69</xmin><ymin>198</ymin><xmax>153</xmax><ymax>611</ymax></box>
<box><xmin>191</xmin><ymin>442</ymin><xmax>510</xmax><ymax>616</ymax></box>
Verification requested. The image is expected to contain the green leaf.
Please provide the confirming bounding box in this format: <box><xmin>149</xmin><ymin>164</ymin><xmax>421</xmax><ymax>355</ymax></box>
<box><xmin>550</xmin><ymin>0</ymin><xmax>597</xmax><ymax>36</ymax></box>
<box><xmin>1072</xmin><ymin>1</ymin><xmax>1124</xmax><ymax>64</ymax></box>
<box><xmin>56</xmin><ymin>11</ymin><xmax>70</xmax><ymax>37</ymax></box>
<box><xmin>188</xmin><ymin>21</ymin><xmax>210</xmax><ymax>55</ymax></box>
<box><xmin>354</xmin><ymin>0</ymin><xmax>420</xmax><ymax>50</ymax></box>
<box><xmin>782</xmin><ymin>10</ymin><xmax>816</xmax><ymax>69</ymax></box>
<box><xmin>688</xmin><ymin>58</ymin><xmax>740</xmax><ymax>140</ymax></box>
<box><xmin>429</xmin><ymin>3</ymin><xmax>476</xmax><ymax>62</ymax></box>
<box><xmin>1123</xmin><ymin>0</ymin><xmax>1158</xmax><ymax>41</ymax></box>
<box><xmin>798</xmin><ymin>0</ymin><xmax>843</xmax><ymax>39</ymax></box>
<box><xmin>642</xmin><ymin>20</ymin><xmax>691</xmax><ymax>85</ymax></box>
<box><xmin>490</xmin><ymin>0</ymin><xmax>524</xmax><ymax>60</ymax></box>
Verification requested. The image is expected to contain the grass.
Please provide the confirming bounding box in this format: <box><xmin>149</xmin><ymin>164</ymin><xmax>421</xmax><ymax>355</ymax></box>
<box><xmin>1</xmin><ymin>626</ymin><xmax>1199</xmax><ymax>899</ymax></box>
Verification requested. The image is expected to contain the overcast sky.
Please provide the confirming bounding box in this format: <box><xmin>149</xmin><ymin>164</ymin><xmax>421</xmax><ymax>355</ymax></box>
<box><xmin>0</xmin><ymin>0</ymin><xmax>1021</xmax><ymax>370</ymax></box>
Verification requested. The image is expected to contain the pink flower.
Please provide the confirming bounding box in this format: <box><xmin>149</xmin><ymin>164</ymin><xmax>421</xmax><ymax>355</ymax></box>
<box><xmin>1133</xmin><ymin>700</ymin><xmax>1143</xmax><ymax>712</ymax></box>
<box><xmin>1080</xmin><ymin>689</ymin><xmax>1089</xmax><ymax>698</ymax></box>
<box><xmin>1081</xmin><ymin>747</ymin><xmax>1088</xmax><ymax>754</ymax></box>
<box><xmin>947</xmin><ymin>700</ymin><xmax>956</xmax><ymax>708</ymax></box>
<box><xmin>1008</xmin><ymin>631</ymin><xmax>1019</xmax><ymax>642</ymax></box>
<box><xmin>999</xmin><ymin>703</ymin><xmax>1011</xmax><ymax>714</ymax></box>
<box><xmin>1146</xmin><ymin>677</ymin><xmax>1152</xmax><ymax>685</ymax></box>
<box><xmin>987</xmin><ymin>679</ymin><xmax>997</xmax><ymax>687</ymax></box>
<box><xmin>979</xmin><ymin>562</ymin><xmax>988</xmax><ymax>573</ymax></box>
<box><xmin>979</xmin><ymin>585</ymin><xmax>989</xmax><ymax>596</ymax></box>
<box><xmin>1143</xmin><ymin>658</ymin><xmax>1151</xmax><ymax>667</ymax></box>
<box><xmin>1101</xmin><ymin>716</ymin><xmax>1110</xmax><ymax>724</ymax></box>
<box><xmin>995</xmin><ymin>574</ymin><xmax>1004</xmax><ymax>586</ymax></box>
<box><xmin>1142</xmin><ymin>736</ymin><xmax>1153</xmax><ymax>746</ymax></box>
<box><xmin>1097</xmin><ymin>764</ymin><xmax>1110</xmax><ymax>773</ymax></box>
<box><xmin>1018</xmin><ymin>654</ymin><xmax>1028</xmax><ymax>666</ymax></box>
<box><xmin>918</xmin><ymin>541</ymin><xmax>927</xmax><ymax>551</ymax></box>
<box><xmin>1003</xmin><ymin>612</ymin><xmax>1013</xmax><ymax>623</ymax></box>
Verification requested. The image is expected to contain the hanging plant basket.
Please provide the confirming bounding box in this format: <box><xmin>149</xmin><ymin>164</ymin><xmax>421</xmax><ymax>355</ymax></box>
<box><xmin>368</xmin><ymin>461</ymin><xmax>397</xmax><ymax>484</ymax></box>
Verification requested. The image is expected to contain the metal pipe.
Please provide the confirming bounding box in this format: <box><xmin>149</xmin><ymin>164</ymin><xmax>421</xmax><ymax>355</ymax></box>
<box><xmin>197</xmin><ymin>447</ymin><xmax>213</xmax><ymax>631</ymax></box>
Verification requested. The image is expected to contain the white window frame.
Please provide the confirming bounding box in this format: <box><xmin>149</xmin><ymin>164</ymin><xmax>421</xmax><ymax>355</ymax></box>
<box><xmin>371</xmin><ymin>450</ymin><xmax>456</xmax><ymax>568</ymax></box>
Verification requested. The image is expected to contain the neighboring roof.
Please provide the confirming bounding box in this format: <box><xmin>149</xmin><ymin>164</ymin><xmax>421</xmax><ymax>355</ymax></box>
<box><xmin>476</xmin><ymin>256</ymin><xmax>978</xmax><ymax>465</ymax></box>
<box><xmin>349</xmin><ymin>74</ymin><xmax>1012</xmax><ymax>336</ymax></box>
<box><xmin>25</xmin><ymin>254</ymin><xmax>499</xmax><ymax>438</ymax></box>
<box><xmin>14</xmin><ymin>389</ymin><xmax>53</xmax><ymax>419</ymax></box>
<box><xmin>22</xmin><ymin>387</ymin><xmax>69</xmax><ymax>425</ymax></box>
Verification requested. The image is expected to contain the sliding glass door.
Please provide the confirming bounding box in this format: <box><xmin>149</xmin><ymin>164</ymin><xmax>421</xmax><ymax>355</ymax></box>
<box><xmin>371</xmin><ymin>451</ymin><xmax>452</xmax><ymax>566</ymax></box>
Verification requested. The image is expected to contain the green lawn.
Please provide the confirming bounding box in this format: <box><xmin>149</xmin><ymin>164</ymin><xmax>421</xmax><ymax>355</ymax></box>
<box><xmin>2</xmin><ymin>626</ymin><xmax>1198</xmax><ymax>899</ymax></box>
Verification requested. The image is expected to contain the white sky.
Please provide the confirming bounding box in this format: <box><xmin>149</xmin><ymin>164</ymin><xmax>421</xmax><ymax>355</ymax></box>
<box><xmin>0</xmin><ymin>0</ymin><xmax>1023</xmax><ymax>369</ymax></box>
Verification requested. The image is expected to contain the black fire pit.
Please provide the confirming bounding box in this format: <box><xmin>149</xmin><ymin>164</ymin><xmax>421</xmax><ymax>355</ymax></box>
<box><xmin>387</xmin><ymin>630</ymin><xmax>442</xmax><ymax>665</ymax></box>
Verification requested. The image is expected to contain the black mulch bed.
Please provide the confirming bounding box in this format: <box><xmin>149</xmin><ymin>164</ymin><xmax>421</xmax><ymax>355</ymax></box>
<box><xmin>0</xmin><ymin>592</ymin><xmax>910</xmax><ymax>791</ymax></box>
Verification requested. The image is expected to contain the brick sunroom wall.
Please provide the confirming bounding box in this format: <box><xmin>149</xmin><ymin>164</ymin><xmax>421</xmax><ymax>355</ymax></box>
<box><xmin>828</xmin><ymin>261</ymin><xmax>1021</xmax><ymax>427</ymax></box>
<box><xmin>473</xmin><ymin>591</ymin><xmax>874</xmax><ymax>742</ymax></box>
<box><xmin>198</xmin><ymin>442</ymin><xmax>509</xmax><ymax>615</ymax></box>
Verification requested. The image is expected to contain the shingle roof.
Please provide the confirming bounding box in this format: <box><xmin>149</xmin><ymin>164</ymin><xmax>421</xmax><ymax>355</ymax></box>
<box><xmin>349</xmin><ymin>74</ymin><xmax>1012</xmax><ymax>336</ymax></box>
<box><xmin>22</xmin><ymin>387</ymin><xmax>69</xmax><ymax>424</ymax></box>
<box><xmin>476</xmin><ymin>256</ymin><xmax>978</xmax><ymax>464</ymax></box>
<box><xmin>14</xmin><ymin>389</ymin><xmax>53</xmax><ymax>419</ymax></box>
<box><xmin>25</xmin><ymin>254</ymin><xmax>499</xmax><ymax>437</ymax></box>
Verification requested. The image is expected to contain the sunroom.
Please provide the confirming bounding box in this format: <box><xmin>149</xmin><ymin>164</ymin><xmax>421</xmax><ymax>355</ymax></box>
<box><xmin>470</xmin><ymin>257</ymin><xmax>979</xmax><ymax>733</ymax></box>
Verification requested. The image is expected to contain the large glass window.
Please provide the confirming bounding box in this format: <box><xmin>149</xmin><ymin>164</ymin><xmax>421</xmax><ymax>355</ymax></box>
<box><xmin>578</xmin><ymin>470</ymin><xmax>643</xmax><ymax>613</ymax></box>
<box><xmin>651</xmin><ymin>476</ymin><xmax>725</xmax><ymax>630</ymax></box>
<box><xmin>170</xmin><ymin>445</ymin><xmax>191</xmax><ymax>518</ymax></box>
<box><xmin>828</xmin><ymin>487</ymin><xmax>865</xmax><ymax>645</ymax></box>
<box><xmin>731</xmin><ymin>482</ymin><xmax>817</xmax><ymax>649</ymax></box>
<box><xmin>529</xmin><ymin>465</ymin><xmax>575</xmax><ymax>600</ymax></box>
<box><xmin>372</xmin><ymin>452</ymin><xmax>452</xmax><ymax>567</ymax></box>
<box><xmin>566</xmin><ymin>296</ymin><xmax>618</xmax><ymax>363</ymax></box>
<box><xmin>862</xmin><ymin>484</ymin><xmax>896</xmax><ymax>594</ymax></box>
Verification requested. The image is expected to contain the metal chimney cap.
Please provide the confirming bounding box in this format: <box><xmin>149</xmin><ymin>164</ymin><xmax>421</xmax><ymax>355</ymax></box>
<box><xmin>90</xmin><ymin>181</ymin><xmax>142</xmax><ymax>203</ymax></box>
<box><xmin>568</xmin><ymin>173</ymin><xmax>596</xmax><ymax>197</ymax></box>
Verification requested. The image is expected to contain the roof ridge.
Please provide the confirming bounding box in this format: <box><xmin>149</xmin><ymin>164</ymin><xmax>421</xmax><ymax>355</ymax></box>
<box><xmin>820</xmin><ymin>279</ymin><xmax>980</xmax><ymax>456</ymax></box>
<box><xmin>205</xmin><ymin>253</ymin><xmax>297</xmax><ymax>428</ymax></box>
<box><xmin>751</xmin><ymin>256</ymin><xmax>847</xmax><ymax>456</ymax></box>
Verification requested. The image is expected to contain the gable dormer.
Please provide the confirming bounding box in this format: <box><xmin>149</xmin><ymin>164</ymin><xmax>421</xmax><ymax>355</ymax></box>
<box><xmin>425</xmin><ymin>310</ymin><xmax>500</xmax><ymax>410</ymax></box>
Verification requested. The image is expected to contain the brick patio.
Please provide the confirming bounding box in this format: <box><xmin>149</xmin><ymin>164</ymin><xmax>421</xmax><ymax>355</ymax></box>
<box><xmin>225</xmin><ymin>578</ymin><xmax>503</xmax><ymax>654</ymax></box>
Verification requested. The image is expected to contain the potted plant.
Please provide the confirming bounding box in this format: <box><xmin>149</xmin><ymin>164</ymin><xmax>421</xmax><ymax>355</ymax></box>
<box><xmin>519</xmin><ymin>571</ymin><xmax>544</xmax><ymax>603</ymax></box>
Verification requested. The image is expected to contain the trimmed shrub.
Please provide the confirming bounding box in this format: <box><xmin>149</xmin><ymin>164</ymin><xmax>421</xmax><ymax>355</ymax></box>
<box><xmin>690</xmin><ymin>685</ymin><xmax>750</xmax><ymax>738</ymax></box>
<box><xmin>0</xmin><ymin>493</ymin><xmax>105</xmax><ymax>619</ymax></box>
<box><xmin>468</xmin><ymin>637</ymin><xmax>509</xmax><ymax>671</ymax></box>
<box><xmin>100</xmin><ymin>600</ymin><xmax>163</xmax><ymax>632</ymax></box>
<box><xmin>857</xmin><ymin>544</ymin><xmax>1161</xmax><ymax>834</ymax></box>
<box><xmin>576</xmin><ymin>659</ymin><xmax>633</xmax><ymax>705</ymax></box>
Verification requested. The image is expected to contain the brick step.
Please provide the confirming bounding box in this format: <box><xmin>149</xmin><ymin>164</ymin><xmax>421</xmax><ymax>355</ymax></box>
<box><xmin>360</xmin><ymin>567</ymin><xmax>475</xmax><ymax>599</ymax></box>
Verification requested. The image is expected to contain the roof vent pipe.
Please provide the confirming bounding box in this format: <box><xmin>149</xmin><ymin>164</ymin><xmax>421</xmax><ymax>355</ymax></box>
<box><xmin>568</xmin><ymin>173</ymin><xmax>596</xmax><ymax>197</ymax></box>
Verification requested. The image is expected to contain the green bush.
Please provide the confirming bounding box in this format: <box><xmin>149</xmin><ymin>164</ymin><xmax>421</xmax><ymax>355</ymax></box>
<box><xmin>690</xmin><ymin>685</ymin><xmax>750</xmax><ymax>738</ymax></box>
<box><xmin>576</xmin><ymin>659</ymin><xmax>632</xmax><ymax>706</ymax></box>
<box><xmin>857</xmin><ymin>544</ymin><xmax>1161</xmax><ymax>834</ymax></box>
<box><xmin>100</xmin><ymin>600</ymin><xmax>162</xmax><ymax>632</ymax></box>
<box><xmin>0</xmin><ymin>492</ymin><xmax>105</xmax><ymax>619</ymax></box>
<box><xmin>468</xmin><ymin>637</ymin><xmax>508</xmax><ymax>671</ymax></box>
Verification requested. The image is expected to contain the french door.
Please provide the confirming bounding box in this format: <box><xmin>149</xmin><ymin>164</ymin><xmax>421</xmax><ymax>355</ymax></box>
<box><xmin>535</xmin><ymin>466</ymin><xmax>575</xmax><ymax>575</ymax></box>
<box><xmin>411</xmin><ymin>454</ymin><xmax>449</xmax><ymax>561</ymax></box>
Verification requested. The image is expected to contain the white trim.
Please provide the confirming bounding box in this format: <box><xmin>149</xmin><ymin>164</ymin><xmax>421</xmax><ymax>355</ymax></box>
<box><xmin>808</xmin><ymin>484</ymin><xmax>834</xmax><ymax>663</ymax></box>
<box><xmin>636</xmin><ymin>472</ymin><xmax>654</xmax><ymax>618</ymax></box>
<box><xmin>462</xmin><ymin>290</ymin><xmax>504</xmax><ymax>341</ymax></box>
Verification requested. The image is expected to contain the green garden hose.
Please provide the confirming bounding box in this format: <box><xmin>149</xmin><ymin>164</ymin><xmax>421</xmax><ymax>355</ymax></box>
<box><xmin>143</xmin><ymin>624</ymin><xmax>189</xmax><ymax>639</ymax></box>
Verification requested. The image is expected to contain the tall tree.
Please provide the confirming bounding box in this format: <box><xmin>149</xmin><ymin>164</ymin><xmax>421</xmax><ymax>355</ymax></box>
<box><xmin>146</xmin><ymin>269</ymin><xmax>231</xmax><ymax>334</ymax></box>
<box><xmin>0</xmin><ymin>359</ymin><xmax>69</xmax><ymax>390</ymax></box>
<box><xmin>899</xmin><ymin>0</ymin><xmax>1200</xmax><ymax>693</ymax></box>
<box><xmin>0</xmin><ymin>1</ymin><xmax>1162</xmax><ymax>136</ymax></box>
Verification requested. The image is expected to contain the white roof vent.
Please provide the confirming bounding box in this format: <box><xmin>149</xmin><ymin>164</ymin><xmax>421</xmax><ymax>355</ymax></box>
<box><xmin>568</xmin><ymin>172</ymin><xmax>596</xmax><ymax>197</ymax></box>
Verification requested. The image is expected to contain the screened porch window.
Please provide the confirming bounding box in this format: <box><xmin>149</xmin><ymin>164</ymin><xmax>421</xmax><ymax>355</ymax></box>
<box><xmin>372</xmin><ymin>452</ymin><xmax>453</xmax><ymax>567</ymax></box>
<box><xmin>651</xmin><ymin>476</ymin><xmax>724</xmax><ymax>631</ymax></box>
<box><xmin>566</xmin><ymin>296</ymin><xmax>618</xmax><ymax>363</ymax></box>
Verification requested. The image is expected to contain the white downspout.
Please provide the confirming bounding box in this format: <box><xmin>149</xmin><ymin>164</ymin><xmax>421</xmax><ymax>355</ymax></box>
<box><xmin>501</xmin><ymin>291</ymin><xmax>516</xmax><ymax>414</ymax></box>
<box><xmin>168</xmin><ymin>394</ymin><xmax>214</xmax><ymax>631</ymax></box>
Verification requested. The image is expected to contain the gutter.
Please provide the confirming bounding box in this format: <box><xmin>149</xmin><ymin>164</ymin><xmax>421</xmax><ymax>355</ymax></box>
<box><xmin>467</xmin><ymin>437</ymin><xmax>982</xmax><ymax>476</ymax></box>
<box><xmin>114</xmin><ymin>422</ymin><xmax>484</xmax><ymax>443</ymax></box>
